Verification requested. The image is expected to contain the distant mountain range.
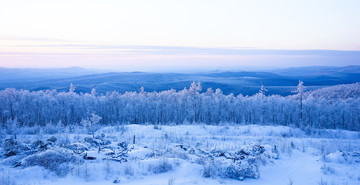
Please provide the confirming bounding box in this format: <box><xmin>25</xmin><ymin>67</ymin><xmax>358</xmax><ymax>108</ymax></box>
<box><xmin>0</xmin><ymin>66</ymin><xmax>360</xmax><ymax>96</ymax></box>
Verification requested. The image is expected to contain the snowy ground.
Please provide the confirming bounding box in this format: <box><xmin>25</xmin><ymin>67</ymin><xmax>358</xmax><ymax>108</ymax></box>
<box><xmin>1</xmin><ymin>124</ymin><xmax>360</xmax><ymax>185</ymax></box>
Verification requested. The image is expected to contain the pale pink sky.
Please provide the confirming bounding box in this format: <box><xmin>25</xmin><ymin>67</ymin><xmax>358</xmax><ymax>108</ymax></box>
<box><xmin>1</xmin><ymin>0</ymin><xmax>360</xmax><ymax>69</ymax></box>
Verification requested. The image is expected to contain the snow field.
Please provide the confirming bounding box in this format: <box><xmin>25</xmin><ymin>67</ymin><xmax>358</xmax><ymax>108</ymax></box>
<box><xmin>1</xmin><ymin>124</ymin><xmax>360</xmax><ymax>185</ymax></box>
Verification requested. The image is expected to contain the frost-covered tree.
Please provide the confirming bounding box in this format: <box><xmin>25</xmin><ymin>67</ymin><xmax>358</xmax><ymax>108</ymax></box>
<box><xmin>69</xmin><ymin>83</ymin><xmax>76</xmax><ymax>93</ymax></box>
<box><xmin>258</xmin><ymin>83</ymin><xmax>268</xmax><ymax>97</ymax></box>
<box><xmin>256</xmin><ymin>84</ymin><xmax>268</xmax><ymax>124</ymax></box>
<box><xmin>189</xmin><ymin>81</ymin><xmax>202</xmax><ymax>123</ymax></box>
<box><xmin>292</xmin><ymin>80</ymin><xmax>306</xmax><ymax>124</ymax></box>
<box><xmin>0</xmin><ymin>82</ymin><xmax>359</xmax><ymax>131</ymax></box>
<box><xmin>91</xmin><ymin>88</ymin><xmax>97</xmax><ymax>96</ymax></box>
<box><xmin>82</xmin><ymin>113</ymin><xmax>102</xmax><ymax>138</ymax></box>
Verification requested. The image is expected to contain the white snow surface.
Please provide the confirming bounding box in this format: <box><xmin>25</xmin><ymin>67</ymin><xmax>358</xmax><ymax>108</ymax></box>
<box><xmin>1</xmin><ymin>124</ymin><xmax>360</xmax><ymax>185</ymax></box>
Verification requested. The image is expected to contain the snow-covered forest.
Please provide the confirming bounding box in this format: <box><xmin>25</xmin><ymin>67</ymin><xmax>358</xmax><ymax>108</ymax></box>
<box><xmin>1</xmin><ymin>82</ymin><xmax>360</xmax><ymax>185</ymax></box>
<box><xmin>1</xmin><ymin>82</ymin><xmax>359</xmax><ymax>131</ymax></box>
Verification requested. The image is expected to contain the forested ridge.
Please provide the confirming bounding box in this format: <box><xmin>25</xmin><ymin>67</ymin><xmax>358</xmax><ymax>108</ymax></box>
<box><xmin>1</xmin><ymin>82</ymin><xmax>359</xmax><ymax>131</ymax></box>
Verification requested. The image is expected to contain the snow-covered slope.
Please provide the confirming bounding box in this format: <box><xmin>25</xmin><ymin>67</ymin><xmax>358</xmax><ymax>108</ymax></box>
<box><xmin>303</xmin><ymin>82</ymin><xmax>360</xmax><ymax>100</ymax></box>
<box><xmin>1</xmin><ymin>125</ymin><xmax>359</xmax><ymax>185</ymax></box>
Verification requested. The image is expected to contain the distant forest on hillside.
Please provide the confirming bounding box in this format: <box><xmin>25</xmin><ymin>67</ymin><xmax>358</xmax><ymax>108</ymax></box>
<box><xmin>1</xmin><ymin>66</ymin><xmax>360</xmax><ymax>96</ymax></box>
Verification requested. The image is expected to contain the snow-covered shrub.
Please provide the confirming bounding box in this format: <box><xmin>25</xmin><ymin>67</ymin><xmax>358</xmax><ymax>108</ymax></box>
<box><xmin>169</xmin><ymin>146</ymin><xmax>190</xmax><ymax>160</ymax></box>
<box><xmin>3</xmin><ymin>138</ymin><xmax>17</xmax><ymax>151</ymax></box>
<box><xmin>124</xmin><ymin>163</ymin><xmax>134</xmax><ymax>176</ymax></box>
<box><xmin>153</xmin><ymin>125</ymin><xmax>161</xmax><ymax>130</ymax></box>
<box><xmin>202</xmin><ymin>160</ymin><xmax>218</xmax><ymax>178</ymax></box>
<box><xmin>149</xmin><ymin>158</ymin><xmax>173</xmax><ymax>174</ymax></box>
<box><xmin>2</xmin><ymin>138</ymin><xmax>30</xmax><ymax>157</ymax></box>
<box><xmin>57</xmin><ymin>134</ymin><xmax>71</xmax><ymax>146</ymax></box>
<box><xmin>201</xmin><ymin>144</ymin><xmax>271</xmax><ymax>181</ymax></box>
<box><xmin>224</xmin><ymin>161</ymin><xmax>260</xmax><ymax>181</ymax></box>
<box><xmin>324</xmin><ymin>150</ymin><xmax>360</xmax><ymax>164</ymax></box>
<box><xmin>103</xmin><ymin>158</ymin><xmax>112</xmax><ymax>179</ymax></box>
<box><xmin>21</xmin><ymin>148</ymin><xmax>77</xmax><ymax>177</ymax></box>
<box><xmin>321</xmin><ymin>163</ymin><xmax>336</xmax><ymax>175</ymax></box>
<box><xmin>202</xmin><ymin>158</ymin><xmax>260</xmax><ymax>181</ymax></box>
<box><xmin>118</xmin><ymin>141</ymin><xmax>128</xmax><ymax>150</ymax></box>
<box><xmin>84</xmin><ymin>137</ymin><xmax>101</xmax><ymax>147</ymax></box>
<box><xmin>174</xmin><ymin>151</ymin><xmax>189</xmax><ymax>160</ymax></box>
<box><xmin>31</xmin><ymin>140</ymin><xmax>49</xmax><ymax>151</ymax></box>
<box><xmin>5</xmin><ymin>119</ymin><xmax>19</xmax><ymax>135</ymax></box>
<box><xmin>47</xmin><ymin>136</ymin><xmax>57</xmax><ymax>143</ymax></box>
<box><xmin>168</xmin><ymin>177</ymin><xmax>175</xmax><ymax>185</ymax></box>
<box><xmin>113</xmin><ymin>178</ymin><xmax>121</xmax><ymax>184</ymax></box>
<box><xmin>318</xmin><ymin>178</ymin><xmax>328</xmax><ymax>185</ymax></box>
<box><xmin>66</xmin><ymin>143</ymin><xmax>89</xmax><ymax>154</ymax></box>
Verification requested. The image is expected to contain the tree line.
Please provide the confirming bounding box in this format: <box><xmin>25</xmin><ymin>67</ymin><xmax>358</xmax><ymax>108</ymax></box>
<box><xmin>0</xmin><ymin>82</ymin><xmax>359</xmax><ymax>131</ymax></box>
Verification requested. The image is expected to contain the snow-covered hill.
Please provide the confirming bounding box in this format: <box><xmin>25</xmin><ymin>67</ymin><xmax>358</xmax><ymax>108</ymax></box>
<box><xmin>304</xmin><ymin>82</ymin><xmax>360</xmax><ymax>100</ymax></box>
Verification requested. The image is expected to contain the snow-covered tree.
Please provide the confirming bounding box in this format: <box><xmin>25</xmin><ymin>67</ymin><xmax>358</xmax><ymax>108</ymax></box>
<box><xmin>91</xmin><ymin>88</ymin><xmax>97</xmax><ymax>96</ymax></box>
<box><xmin>258</xmin><ymin>83</ymin><xmax>268</xmax><ymax>97</ymax></box>
<box><xmin>0</xmin><ymin>82</ymin><xmax>359</xmax><ymax>131</ymax></box>
<box><xmin>82</xmin><ymin>113</ymin><xmax>102</xmax><ymax>138</ymax></box>
<box><xmin>292</xmin><ymin>80</ymin><xmax>306</xmax><ymax>124</ymax></box>
<box><xmin>69</xmin><ymin>83</ymin><xmax>76</xmax><ymax>93</ymax></box>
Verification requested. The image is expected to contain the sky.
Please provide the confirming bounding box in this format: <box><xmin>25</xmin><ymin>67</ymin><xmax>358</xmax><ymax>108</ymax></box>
<box><xmin>0</xmin><ymin>0</ymin><xmax>359</xmax><ymax>70</ymax></box>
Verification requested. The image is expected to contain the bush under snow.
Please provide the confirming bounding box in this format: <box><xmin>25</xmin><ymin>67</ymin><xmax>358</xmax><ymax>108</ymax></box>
<box><xmin>21</xmin><ymin>148</ymin><xmax>78</xmax><ymax>176</ymax></box>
